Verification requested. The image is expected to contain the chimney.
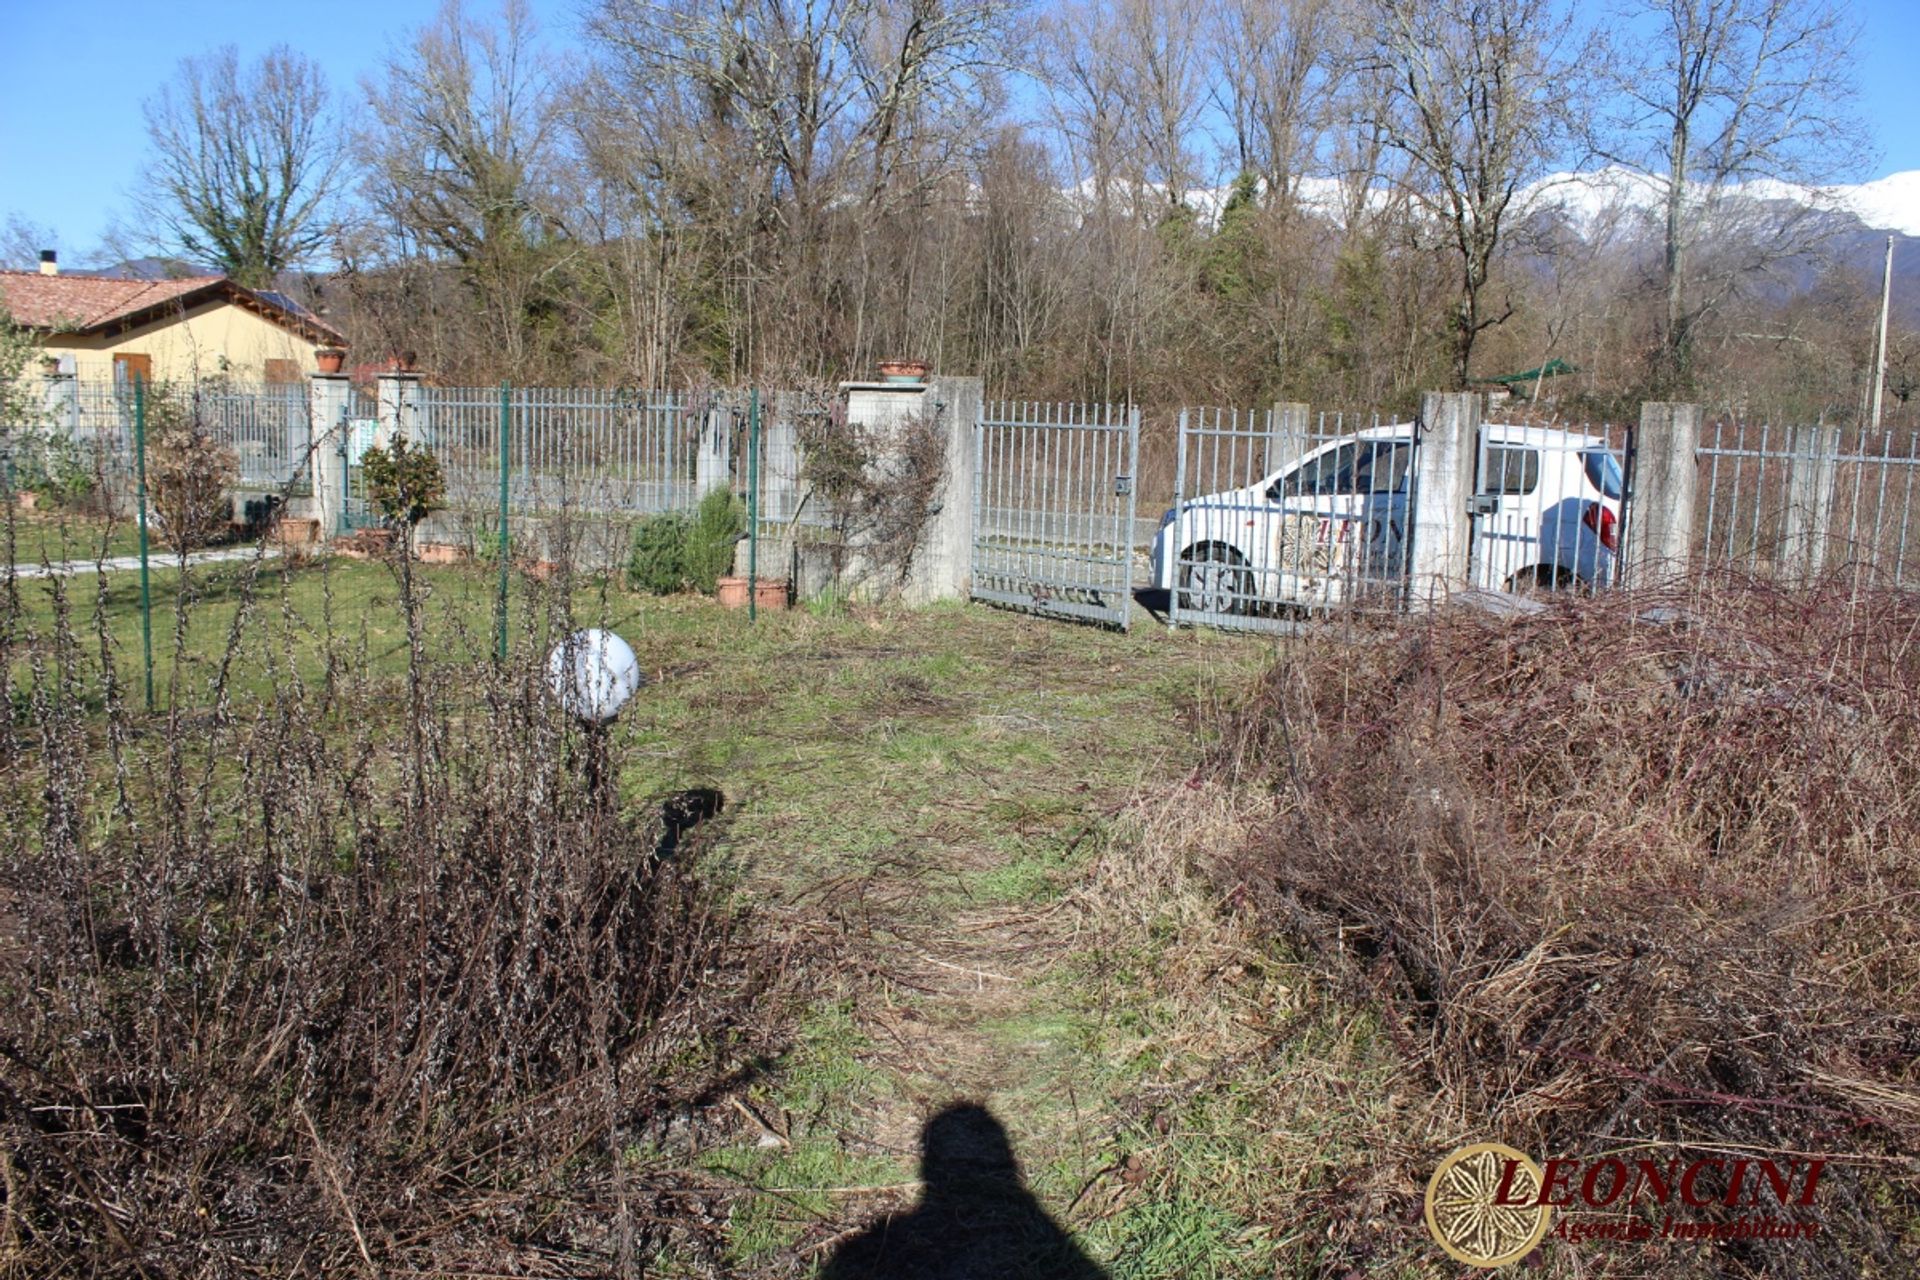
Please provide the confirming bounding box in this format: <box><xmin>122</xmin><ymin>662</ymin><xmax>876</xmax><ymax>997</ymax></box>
<box><xmin>38</xmin><ymin>250</ymin><xmax>57</xmax><ymax>276</ymax></box>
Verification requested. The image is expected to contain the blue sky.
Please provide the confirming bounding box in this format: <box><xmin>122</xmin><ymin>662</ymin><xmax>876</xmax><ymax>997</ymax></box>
<box><xmin>3</xmin><ymin>0</ymin><xmax>1916</xmax><ymax>264</ymax></box>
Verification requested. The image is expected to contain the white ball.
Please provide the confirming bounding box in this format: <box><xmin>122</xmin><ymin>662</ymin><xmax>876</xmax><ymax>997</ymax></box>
<box><xmin>545</xmin><ymin>628</ymin><xmax>644</xmax><ymax>724</ymax></box>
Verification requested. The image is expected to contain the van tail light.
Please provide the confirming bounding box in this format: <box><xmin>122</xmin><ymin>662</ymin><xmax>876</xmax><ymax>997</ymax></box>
<box><xmin>1582</xmin><ymin>502</ymin><xmax>1619</xmax><ymax>552</ymax></box>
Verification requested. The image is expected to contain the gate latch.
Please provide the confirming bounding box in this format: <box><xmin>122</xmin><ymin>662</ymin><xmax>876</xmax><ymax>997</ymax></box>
<box><xmin>1468</xmin><ymin>493</ymin><xmax>1501</xmax><ymax>516</ymax></box>
<box><xmin>1114</xmin><ymin>475</ymin><xmax>1133</xmax><ymax>496</ymax></box>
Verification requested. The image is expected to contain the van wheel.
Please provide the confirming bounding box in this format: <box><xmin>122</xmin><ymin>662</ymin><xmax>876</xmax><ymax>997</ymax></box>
<box><xmin>1180</xmin><ymin>544</ymin><xmax>1253</xmax><ymax>616</ymax></box>
<box><xmin>1507</xmin><ymin>565</ymin><xmax>1578</xmax><ymax>595</ymax></box>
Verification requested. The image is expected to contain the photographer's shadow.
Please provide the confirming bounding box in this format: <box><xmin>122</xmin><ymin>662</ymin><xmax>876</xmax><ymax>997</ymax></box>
<box><xmin>822</xmin><ymin>1102</ymin><xmax>1108</xmax><ymax>1280</ymax></box>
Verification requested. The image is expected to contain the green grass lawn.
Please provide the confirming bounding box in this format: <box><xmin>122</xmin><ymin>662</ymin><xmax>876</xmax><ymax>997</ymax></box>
<box><xmin>6</xmin><ymin>508</ymin><xmax>147</xmax><ymax>564</ymax></box>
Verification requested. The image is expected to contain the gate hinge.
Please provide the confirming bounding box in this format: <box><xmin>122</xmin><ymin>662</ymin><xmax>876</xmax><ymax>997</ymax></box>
<box><xmin>1114</xmin><ymin>475</ymin><xmax>1133</xmax><ymax>496</ymax></box>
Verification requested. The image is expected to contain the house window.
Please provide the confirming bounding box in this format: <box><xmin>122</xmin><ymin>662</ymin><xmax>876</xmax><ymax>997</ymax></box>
<box><xmin>264</xmin><ymin>359</ymin><xmax>300</xmax><ymax>384</ymax></box>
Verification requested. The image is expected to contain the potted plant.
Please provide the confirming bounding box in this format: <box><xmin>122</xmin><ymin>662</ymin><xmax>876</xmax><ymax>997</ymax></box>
<box><xmin>315</xmin><ymin>348</ymin><xmax>347</xmax><ymax>374</ymax></box>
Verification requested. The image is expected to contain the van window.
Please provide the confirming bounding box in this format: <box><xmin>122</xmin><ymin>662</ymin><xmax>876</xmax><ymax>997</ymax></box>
<box><xmin>1582</xmin><ymin>450</ymin><xmax>1625</xmax><ymax>499</ymax></box>
<box><xmin>1351</xmin><ymin>441</ymin><xmax>1413</xmax><ymax>494</ymax></box>
<box><xmin>1277</xmin><ymin>444</ymin><xmax>1355</xmax><ymax>498</ymax></box>
<box><xmin>1275</xmin><ymin>440</ymin><xmax>1412</xmax><ymax>499</ymax></box>
<box><xmin>1483</xmin><ymin>445</ymin><xmax>1539</xmax><ymax>495</ymax></box>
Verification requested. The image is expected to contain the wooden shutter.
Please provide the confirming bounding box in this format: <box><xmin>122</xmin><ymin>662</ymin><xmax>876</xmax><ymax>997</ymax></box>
<box><xmin>113</xmin><ymin>353</ymin><xmax>153</xmax><ymax>385</ymax></box>
<box><xmin>264</xmin><ymin>358</ymin><xmax>300</xmax><ymax>384</ymax></box>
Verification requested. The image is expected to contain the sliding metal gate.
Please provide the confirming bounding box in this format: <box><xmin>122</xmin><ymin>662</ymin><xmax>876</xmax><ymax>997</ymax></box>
<box><xmin>970</xmin><ymin>402</ymin><xmax>1140</xmax><ymax>629</ymax></box>
<box><xmin>1167</xmin><ymin>407</ymin><xmax>1416</xmax><ymax>631</ymax></box>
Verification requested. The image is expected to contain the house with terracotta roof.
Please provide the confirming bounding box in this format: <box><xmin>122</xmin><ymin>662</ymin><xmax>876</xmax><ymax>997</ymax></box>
<box><xmin>0</xmin><ymin>252</ymin><xmax>347</xmax><ymax>386</ymax></box>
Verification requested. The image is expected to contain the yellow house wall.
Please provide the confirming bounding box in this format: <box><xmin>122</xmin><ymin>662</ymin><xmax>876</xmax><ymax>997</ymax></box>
<box><xmin>39</xmin><ymin>299</ymin><xmax>329</xmax><ymax>386</ymax></box>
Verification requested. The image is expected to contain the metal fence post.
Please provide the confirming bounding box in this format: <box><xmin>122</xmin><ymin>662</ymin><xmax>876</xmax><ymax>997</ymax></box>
<box><xmin>496</xmin><ymin>381</ymin><xmax>511</xmax><ymax>664</ymax></box>
<box><xmin>134</xmin><ymin>378</ymin><xmax>154</xmax><ymax>712</ymax></box>
<box><xmin>748</xmin><ymin>388</ymin><xmax>760</xmax><ymax>623</ymax></box>
<box><xmin>1169</xmin><ymin>408</ymin><xmax>1189</xmax><ymax>630</ymax></box>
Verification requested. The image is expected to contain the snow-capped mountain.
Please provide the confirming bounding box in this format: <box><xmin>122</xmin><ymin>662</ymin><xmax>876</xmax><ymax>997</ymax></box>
<box><xmin>1519</xmin><ymin>166</ymin><xmax>1920</xmax><ymax>240</ymax></box>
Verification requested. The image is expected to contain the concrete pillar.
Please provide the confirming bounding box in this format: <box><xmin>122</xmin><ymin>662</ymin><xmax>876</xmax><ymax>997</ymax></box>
<box><xmin>376</xmin><ymin>372</ymin><xmax>424</xmax><ymax>448</ymax></box>
<box><xmin>1409</xmin><ymin>390</ymin><xmax>1479</xmax><ymax>605</ymax></box>
<box><xmin>695</xmin><ymin>399</ymin><xmax>732</xmax><ymax>499</ymax></box>
<box><xmin>308</xmin><ymin>373</ymin><xmax>351</xmax><ymax>537</ymax></box>
<box><xmin>1266</xmin><ymin>401</ymin><xmax>1309</xmax><ymax>478</ymax></box>
<box><xmin>920</xmin><ymin>374</ymin><xmax>981</xmax><ymax>603</ymax></box>
<box><xmin>1624</xmin><ymin>402</ymin><xmax>1700</xmax><ymax>588</ymax></box>
<box><xmin>1781</xmin><ymin>423</ymin><xmax>1838</xmax><ymax>583</ymax></box>
<box><xmin>833</xmin><ymin>374</ymin><xmax>980</xmax><ymax>603</ymax></box>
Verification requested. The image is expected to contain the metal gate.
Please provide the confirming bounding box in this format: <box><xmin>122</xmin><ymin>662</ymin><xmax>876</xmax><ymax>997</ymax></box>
<box><xmin>1464</xmin><ymin>422</ymin><xmax>1629</xmax><ymax>593</ymax></box>
<box><xmin>970</xmin><ymin>402</ymin><xmax>1140</xmax><ymax>629</ymax></box>
<box><xmin>1165</xmin><ymin>408</ymin><xmax>1414</xmax><ymax>631</ymax></box>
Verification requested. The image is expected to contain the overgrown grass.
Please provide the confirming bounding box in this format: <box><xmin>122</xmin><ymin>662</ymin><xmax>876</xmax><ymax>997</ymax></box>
<box><xmin>1074</xmin><ymin>584</ymin><xmax>1920</xmax><ymax>1277</ymax></box>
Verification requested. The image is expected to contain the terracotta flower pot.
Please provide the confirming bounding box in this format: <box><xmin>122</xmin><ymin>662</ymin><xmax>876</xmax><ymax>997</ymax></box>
<box><xmin>715</xmin><ymin>575</ymin><xmax>750</xmax><ymax>608</ymax></box>
<box><xmin>316</xmin><ymin>348</ymin><xmax>347</xmax><ymax>374</ymax></box>
<box><xmin>877</xmin><ymin>358</ymin><xmax>930</xmax><ymax>382</ymax></box>
<box><xmin>753</xmin><ymin>578</ymin><xmax>790</xmax><ymax>611</ymax></box>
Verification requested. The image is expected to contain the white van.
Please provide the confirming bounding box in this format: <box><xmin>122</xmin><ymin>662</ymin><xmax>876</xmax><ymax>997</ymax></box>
<box><xmin>1150</xmin><ymin>423</ymin><xmax>1625</xmax><ymax>613</ymax></box>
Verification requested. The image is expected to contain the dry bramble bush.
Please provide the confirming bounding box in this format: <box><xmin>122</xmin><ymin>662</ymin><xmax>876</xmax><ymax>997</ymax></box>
<box><xmin>1201</xmin><ymin>579</ymin><xmax>1920</xmax><ymax>1274</ymax></box>
<box><xmin>0</xmin><ymin>534</ymin><xmax>794</xmax><ymax>1277</ymax></box>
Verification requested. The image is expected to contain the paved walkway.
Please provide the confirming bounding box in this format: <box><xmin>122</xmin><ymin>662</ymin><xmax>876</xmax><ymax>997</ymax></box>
<box><xmin>11</xmin><ymin>547</ymin><xmax>280</xmax><ymax>579</ymax></box>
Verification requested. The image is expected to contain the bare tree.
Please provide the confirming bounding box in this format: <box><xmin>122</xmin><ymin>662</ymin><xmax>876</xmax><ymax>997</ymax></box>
<box><xmin>360</xmin><ymin>0</ymin><xmax>567</xmax><ymax>374</ymax></box>
<box><xmin>1207</xmin><ymin>0</ymin><xmax>1340</xmax><ymax>212</ymax></box>
<box><xmin>591</xmin><ymin>0</ymin><xmax>1010</xmax><ymax>227</ymax></box>
<box><xmin>1362</xmin><ymin>0</ymin><xmax>1581</xmax><ymax>386</ymax></box>
<box><xmin>138</xmin><ymin>46</ymin><xmax>345</xmax><ymax>287</ymax></box>
<box><xmin>1598</xmin><ymin>0</ymin><xmax>1867</xmax><ymax>391</ymax></box>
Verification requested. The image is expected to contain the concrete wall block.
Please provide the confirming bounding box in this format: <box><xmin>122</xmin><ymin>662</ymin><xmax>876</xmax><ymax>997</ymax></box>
<box><xmin>1267</xmin><ymin>401</ymin><xmax>1309</xmax><ymax>477</ymax></box>
<box><xmin>826</xmin><ymin>377</ymin><xmax>979</xmax><ymax>605</ymax></box>
<box><xmin>695</xmin><ymin>402</ymin><xmax>733</xmax><ymax>499</ymax></box>
<box><xmin>1409</xmin><ymin>390</ymin><xmax>1479</xmax><ymax>605</ymax></box>
<box><xmin>1625</xmin><ymin>402</ymin><xmax>1700</xmax><ymax>588</ymax></box>
<box><xmin>376</xmin><ymin>373</ymin><xmax>424</xmax><ymax>449</ymax></box>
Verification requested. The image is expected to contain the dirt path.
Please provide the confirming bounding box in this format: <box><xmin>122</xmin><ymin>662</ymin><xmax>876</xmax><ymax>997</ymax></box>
<box><xmin>632</xmin><ymin>604</ymin><xmax>1263</xmax><ymax>1274</ymax></box>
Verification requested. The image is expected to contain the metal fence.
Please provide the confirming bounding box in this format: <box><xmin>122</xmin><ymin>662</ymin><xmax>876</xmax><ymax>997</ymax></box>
<box><xmin>15</xmin><ymin>374</ymin><xmax>1920</xmax><ymax>614</ymax></box>
<box><xmin>420</xmin><ymin>385</ymin><xmax>732</xmax><ymax>518</ymax></box>
<box><xmin>971</xmin><ymin>401</ymin><xmax>1140</xmax><ymax>629</ymax></box>
<box><xmin>1164</xmin><ymin>408</ymin><xmax>1407</xmax><ymax>632</ymax></box>
<box><xmin>195</xmin><ymin>383</ymin><xmax>312</xmax><ymax>491</ymax></box>
<box><xmin>1698</xmin><ymin>421</ymin><xmax>1920</xmax><ymax>588</ymax></box>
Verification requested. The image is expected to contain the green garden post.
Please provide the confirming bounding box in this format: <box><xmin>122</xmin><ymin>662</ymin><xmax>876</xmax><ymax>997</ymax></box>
<box><xmin>496</xmin><ymin>380</ymin><xmax>511</xmax><ymax>664</ymax></box>
<box><xmin>134</xmin><ymin>378</ymin><xmax>154</xmax><ymax>712</ymax></box>
<box><xmin>747</xmin><ymin>389</ymin><xmax>760</xmax><ymax>623</ymax></box>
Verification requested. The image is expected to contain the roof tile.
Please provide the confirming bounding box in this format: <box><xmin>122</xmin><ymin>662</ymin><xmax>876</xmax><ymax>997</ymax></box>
<box><xmin>0</xmin><ymin>271</ymin><xmax>345</xmax><ymax>345</ymax></box>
